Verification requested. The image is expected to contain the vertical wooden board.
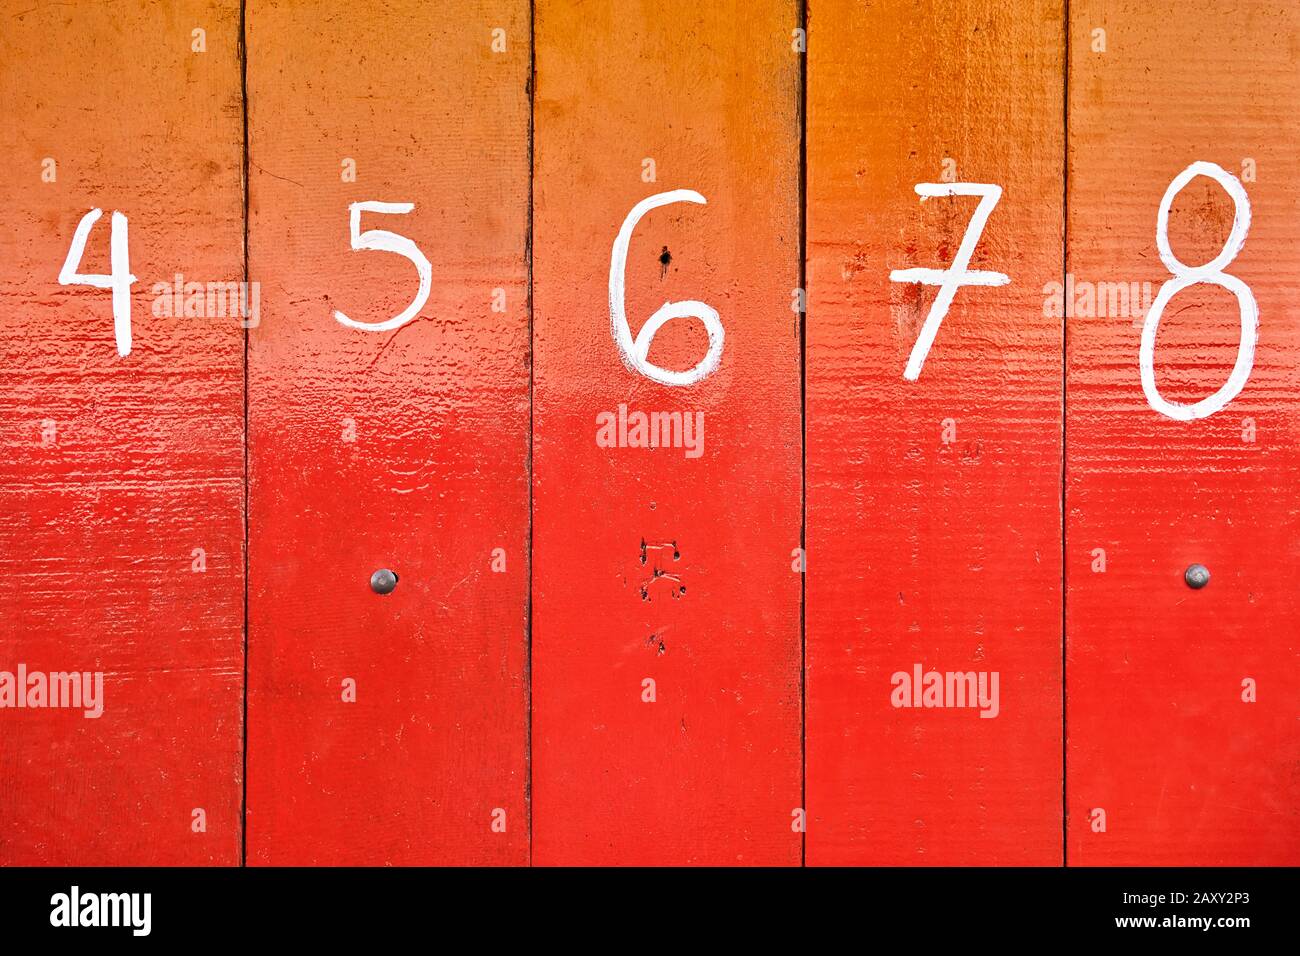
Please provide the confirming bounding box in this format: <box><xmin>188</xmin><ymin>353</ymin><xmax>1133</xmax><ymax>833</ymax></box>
<box><xmin>532</xmin><ymin>0</ymin><xmax>802</xmax><ymax>864</ymax></box>
<box><xmin>806</xmin><ymin>0</ymin><xmax>1065</xmax><ymax>864</ymax></box>
<box><xmin>245</xmin><ymin>1</ymin><xmax>530</xmax><ymax>864</ymax></box>
<box><xmin>0</xmin><ymin>2</ymin><xmax>245</xmax><ymax>864</ymax></box>
<box><xmin>1067</xmin><ymin>1</ymin><xmax>1300</xmax><ymax>865</ymax></box>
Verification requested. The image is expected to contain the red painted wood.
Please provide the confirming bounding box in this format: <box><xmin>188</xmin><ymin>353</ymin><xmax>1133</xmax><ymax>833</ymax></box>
<box><xmin>531</xmin><ymin>0</ymin><xmax>803</xmax><ymax>864</ymax></box>
<box><xmin>0</xmin><ymin>2</ymin><xmax>245</xmax><ymax>864</ymax></box>
<box><xmin>1066</xmin><ymin>0</ymin><xmax>1300</xmax><ymax>865</ymax></box>
<box><xmin>244</xmin><ymin>0</ymin><xmax>530</xmax><ymax>864</ymax></box>
<box><xmin>4</xmin><ymin>0</ymin><xmax>1298</xmax><ymax>869</ymax></box>
<box><xmin>806</xmin><ymin>0</ymin><xmax>1065</xmax><ymax>864</ymax></box>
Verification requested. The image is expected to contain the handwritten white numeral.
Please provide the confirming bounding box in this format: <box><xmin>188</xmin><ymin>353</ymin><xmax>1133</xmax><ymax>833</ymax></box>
<box><xmin>334</xmin><ymin>201</ymin><xmax>432</xmax><ymax>332</ymax></box>
<box><xmin>609</xmin><ymin>190</ymin><xmax>724</xmax><ymax>386</ymax></box>
<box><xmin>59</xmin><ymin>209</ymin><xmax>136</xmax><ymax>357</ymax></box>
<box><xmin>1140</xmin><ymin>161</ymin><xmax>1257</xmax><ymax>421</ymax></box>
<box><xmin>889</xmin><ymin>183</ymin><xmax>1010</xmax><ymax>381</ymax></box>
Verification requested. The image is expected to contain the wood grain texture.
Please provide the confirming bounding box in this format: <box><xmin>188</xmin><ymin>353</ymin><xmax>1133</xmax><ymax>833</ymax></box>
<box><xmin>1066</xmin><ymin>0</ymin><xmax>1300</xmax><ymax>865</ymax></box>
<box><xmin>244</xmin><ymin>0</ymin><xmax>530</xmax><ymax>865</ymax></box>
<box><xmin>531</xmin><ymin>0</ymin><xmax>802</xmax><ymax>865</ymax></box>
<box><xmin>806</xmin><ymin>0</ymin><xmax>1065</xmax><ymax>865</ymax></box>
<box><xmin>0</xmin><ymin>0</ymin><xmax>245</xmax><ymax>864</ymax></box>
<box><xmin>2</xmin><ymin>0</ymin><xmax>1297</xmax><ymax>869</ymax></box>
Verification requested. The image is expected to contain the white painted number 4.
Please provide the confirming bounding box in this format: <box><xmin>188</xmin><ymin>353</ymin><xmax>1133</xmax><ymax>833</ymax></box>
<box><xmin>59</xmin><ymin>209</ymin><xmax>137</xmax><ymax>357</ymax></box>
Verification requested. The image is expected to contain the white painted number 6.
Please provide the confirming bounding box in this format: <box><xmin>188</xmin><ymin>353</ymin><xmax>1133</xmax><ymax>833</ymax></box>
<box><xmin>334</xmin><ymin>201</ymin><xmax>432</xmax><ymax>332</ymax></box>
<box><xmin>609</xmin><ymin>190</ymin><xmax>724</xmax><ymax>386</ymax></box>
<box><xmin>1140</xmin><ymin>161</ymin><xmax>1257</xmax><ymax>420</ymax></box>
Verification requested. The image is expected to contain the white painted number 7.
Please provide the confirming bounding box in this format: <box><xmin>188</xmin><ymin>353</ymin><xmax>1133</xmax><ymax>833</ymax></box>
<box><xmin>334</xmin><ymin>201</ymin><xmax>432</xmax><ymax>332</ymax></box>
<box><xmin>889</xmin><ymin>183</ymin><xmax>1009</xmax><ymax>380</ymax></box>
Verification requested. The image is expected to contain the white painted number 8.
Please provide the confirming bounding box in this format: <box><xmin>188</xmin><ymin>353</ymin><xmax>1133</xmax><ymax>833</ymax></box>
<box><xmin>609</xmin><ymin>190</ymin><xmax>723</xmax><ymax>386</ymax></box>
<box><xmin>1140</xmin><ymin>161</ymin><xmax>1257</xmax><ymax>420</ymax></box>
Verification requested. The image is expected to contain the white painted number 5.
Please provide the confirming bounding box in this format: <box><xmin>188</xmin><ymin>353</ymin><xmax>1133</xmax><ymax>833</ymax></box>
<box><xmin>610</xmin><ymin>190</ymin><xmax>724</xmax><ymax>386</ymax></box>
<box><xmin>334</xmin><ymin>201</ymin><xmax>432</xmax><ymax>332</ymax></box>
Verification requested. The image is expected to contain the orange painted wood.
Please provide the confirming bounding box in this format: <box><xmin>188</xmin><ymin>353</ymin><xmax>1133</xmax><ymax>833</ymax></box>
<box><xmin>0</xmin><ymin>2</ymin><xmax>245</xmax><ymax>864</ymax></box>
<box><xmin>5</xmin><ymin>0</ymin><xmax>1299</xmax><ymax>870</ymax></box>
<box><xmin>1066</xmin><ymin>0</ymin><xmax>1300</xmax><ymax>865</ymax></box>
<box><xmin>806</xmin><ymin>0</ymin><xmax>1065</xmax><ymax>864</ymax></box>
<box><xmin>531</xmin><ymin>0</ymin><xmax>802</xmax><ymax>864</ymax></box>
<box><xmin>244</xmin><ymin>0</ymin><xmax>530</xmax><ymax>864</ymax></box>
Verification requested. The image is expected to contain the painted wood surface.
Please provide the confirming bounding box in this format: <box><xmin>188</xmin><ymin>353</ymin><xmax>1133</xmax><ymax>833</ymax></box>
<box><xmin>1</xmin><ymin>0</ymin><xmax>1297</xmax><ymax>868</ymax></box>
<box><xmin>244</xmin><ymin>0</ymin><xmax>531</xmax><ymax>865</ymax></box>
<box><xmin>805</xmin><ymin>0</ymin><xmax>1065</xmax><ymax>865</ymax></box>
<box><xmin>0</xmin><ymin>1</ymin><xmax>245</xmax><ymax>864</ymax></box>
<box><xmin>1065</xmin><ymin>0</ymin><xmax>1300</xmax><ymax>865</ymax></box>
<box><xmin>530</xmin><ymin>0</ymin><xmax>803</xmax><ymax>865</ymax></box>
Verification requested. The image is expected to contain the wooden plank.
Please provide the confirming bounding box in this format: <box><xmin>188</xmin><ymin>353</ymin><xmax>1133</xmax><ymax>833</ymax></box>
<box><xmin>531</xmin><ymin>0</ymin><xmax>802</xmax><ymax>865</ymax></box>
<box><xmin>806</xmin><ymin>0</ymin><xmax>1065</xmax><ymax>864</ymax></box>
<box><xmin>244</xmin><ymin>0</ymin><xmax>531</xmax><ymax>865</ymax></box>
<box><xmin>1066</xmin><ymin>0</ymin><xmax>1300</xmax><ymax>865</ymax></box>
<box><xmin>0</xmin><ymin>1</ymin><xmax>245</xmax><ymax>864</ymax></box>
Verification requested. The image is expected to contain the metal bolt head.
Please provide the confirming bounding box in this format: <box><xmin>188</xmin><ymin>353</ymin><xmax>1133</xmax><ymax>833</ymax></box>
<box><xmin>1184</xmin><ymin>563</ymin><xmax>1210</xmax><ymax>589</ymax></box>
<box><xmin>370</xmin><ymin>568</ymin><xmax>398</xmax><ymax>595</ymax></box>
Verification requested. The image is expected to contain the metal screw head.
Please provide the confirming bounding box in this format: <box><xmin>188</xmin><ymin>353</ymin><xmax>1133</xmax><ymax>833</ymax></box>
<box><xmin>1184</xmin><ymin>563</ymin><xmax>1210</xmax><ymax>589</ymax></box>
<box><xmin>370</xmin><ymin>568</ymin><xmax>398</xmax><ymax>595</ymax></box>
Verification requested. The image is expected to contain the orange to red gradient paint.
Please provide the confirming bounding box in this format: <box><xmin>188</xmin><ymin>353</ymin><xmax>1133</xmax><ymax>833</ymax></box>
<box><xmin>0</xmin><ymin>0</ymin><xmax>1297</xmax><ymax>867</ymax></box>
